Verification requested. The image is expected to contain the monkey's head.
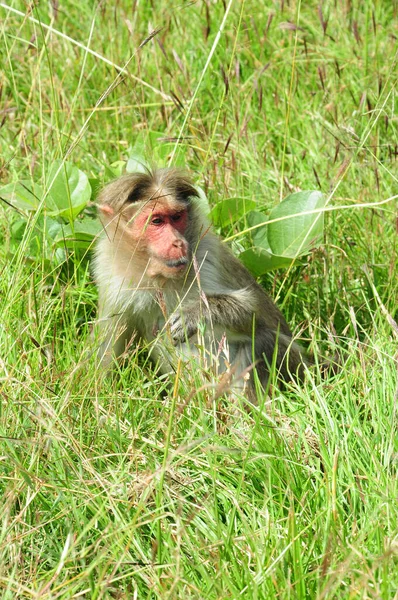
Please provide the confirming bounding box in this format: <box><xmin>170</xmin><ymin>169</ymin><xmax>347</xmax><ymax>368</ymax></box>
<box><xmin>98</xmin><ymin>169</ymin><xmax>200</xmax><ymax>280</ymax></box>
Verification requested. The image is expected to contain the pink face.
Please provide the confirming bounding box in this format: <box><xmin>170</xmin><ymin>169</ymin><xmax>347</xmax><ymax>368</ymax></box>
<box><xmin>132</xmin><ymin>204</ymin><xmax>190</xmax><ymax>276</ymax></box>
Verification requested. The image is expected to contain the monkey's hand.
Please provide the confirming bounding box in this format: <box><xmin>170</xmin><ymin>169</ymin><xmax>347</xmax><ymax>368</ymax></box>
<box><xmin>169</xmin><ymin>309</ymin><xmax>198</xmax><ymax>344</ymax></box>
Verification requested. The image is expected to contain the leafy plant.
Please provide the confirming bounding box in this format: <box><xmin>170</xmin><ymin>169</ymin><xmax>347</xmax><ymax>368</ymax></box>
<box><xmin>126</xmin><ymin>130</ymin><xmax>188</xmax><ymax>174</ymax></box>
<box><xmin>1</xmin><ymin>148</ymin><xmax>325</xmax><ymax>275</ymax></box>
<box><xmin>213</xmin><ymin>190</ymin><xmax>326</xmax><ymax>275</ymax></box>
<box><xmin>123</xmin><ymin>135</ymin><xmax>326</xmax><ymax>277</ymax></box>
<box><xmin>0</xmin><ymin>131</ymin><xmax>194</xmax><ymax>269</ymax></box>
<box><xmin>1</xmin><ymin>160</ymin><xmax>102</xmax><ymax>267</ymax></box>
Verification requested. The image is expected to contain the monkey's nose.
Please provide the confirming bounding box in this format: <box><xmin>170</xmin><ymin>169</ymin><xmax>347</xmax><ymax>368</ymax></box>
<box><xmin>173</xmin><ymin>239</ymin><xmax>187</xmax><ymax>253</ymax></box>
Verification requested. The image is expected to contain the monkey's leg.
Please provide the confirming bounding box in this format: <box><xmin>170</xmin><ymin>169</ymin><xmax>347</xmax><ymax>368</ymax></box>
<box><xmin>222</xmin><ymin>331</ymin><xmax>307</xmax><ymax>404</ymax></box>
<box><xmin>170</xmin><ymin>292</ymin><xmax>308</xmax><ymax>398</ymax></box>
<box><xmin>253</xmin><ymin>329</ymin><xmax>308</xmax><ymax>384</ymax></box>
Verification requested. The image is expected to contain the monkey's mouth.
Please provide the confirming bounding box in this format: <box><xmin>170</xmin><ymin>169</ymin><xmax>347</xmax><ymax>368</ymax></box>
<box><xmin>165</xmin><ymin>257</ymin><xmax>189</xmax><ymax>270</ymax></box>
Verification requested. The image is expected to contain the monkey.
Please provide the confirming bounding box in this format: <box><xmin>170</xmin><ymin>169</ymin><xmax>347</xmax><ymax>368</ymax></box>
<box><xmin>93</xmin><ymin>167</ymin><xmax>308</xmax><ymax>402</ymax></box>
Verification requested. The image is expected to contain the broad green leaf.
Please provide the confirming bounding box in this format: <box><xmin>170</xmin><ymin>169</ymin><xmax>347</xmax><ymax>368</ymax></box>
<box><xmin>9</xmin><ymin>219</ymin><xmax>43</xmax><ymax>260</ymax></box>
<box><xmin>239</xmin><ymin>247</ymin><xmax>296</xmax><ymax>276</ymax></box>
<box><xmin>43</xmin><ymin>217</ymin><xmax>63</xmax><ymax>241</ymax></box>
<box><xmin>54</xmin><ymin>247</ymin><xmax>67</xmax><ymax>266</ymax></box>
<box><xmin>126</xmin><ymin>132</ymin><xmax>158</xmax><ymax>173</ymax></box>
<box><xmin>131</xmin><ymin>133</ymin><xmax>146</xmax><ymax>156</ymax></box>
<box><xmin>10</xmin><ymin>218</ymin><xmax>28</xmax><ymax>241</ymax></box>
<box><xmin>11</xmin><ymin>215</ymin><xmax>62</xmax><ymax>243</ymax></box>
<box><xmin>54</xmin><ymin>218</ymin><xmax>102</xmax><ymax>249</ymax></box>
<box><xmin>154</xmin><ymin>139</ymin><xmax>187</xmax><ymax>167</ymax></box>
<box><xmin>104</xmin><ymin>162</ymin><xmax>126</xmax><ymax>179</ymax></box>
<box><xmin>246</xmin><ymin>210</ymin><xmax>270</xmax><ymax>248</ymax></box>
<box><xmin>168</xmin><ymin>144</ymin><xmax>188</xmax><ymax>167</ymax></box>
<box><xmin>127</xmin><ymin>131</ymin><xmax>188</xmax><ymax>170</ymax></box>
<box><xmin>126</xmin><ymin>153</ymin><xmax>149</xmax><ymax>173</ymax></box>
<box><xmin>209</xmin><ymin>197</ymin><xmax>256</xmax><ymax>228</ymax></box>
<box><xmin>267</xmin><ymin>190</ymin><xmax>325</xmax><ymax>258</ymax></box>
<box><xmin>1</xmin><ymin>181</ymin><xmax>42</xmax><ymax>210</ymax></box>
<box><xmin>46</xmin><ymin>160</ymin><xmax>92</xmax><ymax>220</ymax></box>
<box><xmin>148</xmin><ymin>130</ymin><xmax>164</xmax><ymax>147</ymax></box>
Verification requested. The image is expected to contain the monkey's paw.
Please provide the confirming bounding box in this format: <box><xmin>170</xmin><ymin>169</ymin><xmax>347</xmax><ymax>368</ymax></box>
<box><xmin>169</xmin><ymin>312</ymin><xmax>197</xmax><ymax>344</ymax></box>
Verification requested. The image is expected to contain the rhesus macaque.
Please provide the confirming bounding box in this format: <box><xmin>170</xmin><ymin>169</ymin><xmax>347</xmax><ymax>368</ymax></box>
<box><xmin>94</xmin><ymin>168</ymin><xmax>307</xmax><ymax>401</ymax></box>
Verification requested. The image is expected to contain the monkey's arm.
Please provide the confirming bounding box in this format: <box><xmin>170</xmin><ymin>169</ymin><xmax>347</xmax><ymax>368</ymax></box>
<box><xmin>169</xmin><ymin>289</ymin><xmax>308</xmax><ymax>380</ymax></box>
<box><xmin>169</xmin><ymin>289</ymin><xmax>265</xmax><ymax>342</ymax></box>
<box><xmin>170</xmin><ymin>240</ymin><xmax>292</xmax><ymax>340</ymax></box>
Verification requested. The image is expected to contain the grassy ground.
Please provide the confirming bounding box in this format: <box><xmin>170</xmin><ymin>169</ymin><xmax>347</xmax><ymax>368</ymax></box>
<box><xmin>1</xmin><ymin>0</ymin><xmax>397</xmax><ymax>598</ymax></box>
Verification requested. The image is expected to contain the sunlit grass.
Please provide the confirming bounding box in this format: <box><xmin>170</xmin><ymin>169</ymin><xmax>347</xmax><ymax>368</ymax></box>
<box><xmin>0</xmin><ymin>1</ymin><xmax>397</xmax><ymax>597</ymax></box>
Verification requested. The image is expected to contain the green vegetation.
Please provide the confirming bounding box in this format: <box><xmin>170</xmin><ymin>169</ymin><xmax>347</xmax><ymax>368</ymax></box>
<box><xmin>0</xmin><ymin>0</ymin><xmax>397</xmax><ymax>597</ymax></box>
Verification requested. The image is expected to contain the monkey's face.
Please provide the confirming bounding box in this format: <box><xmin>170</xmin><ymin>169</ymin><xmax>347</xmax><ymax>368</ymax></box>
<box><xmin>127</xmin><ymin>201</ymin><xmax>191</xmax><ymax>279</ymax></box>
<box><xmin>98</xmin><ymin>171</ymin><xmax>200</xmax><ymax>281</ymax></box>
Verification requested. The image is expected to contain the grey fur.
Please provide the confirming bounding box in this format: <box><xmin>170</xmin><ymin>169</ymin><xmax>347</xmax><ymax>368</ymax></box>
<box><xmin>94</xmin><ymin>168</ymin><xmax>308</xmax><ymax>401</ymax></box>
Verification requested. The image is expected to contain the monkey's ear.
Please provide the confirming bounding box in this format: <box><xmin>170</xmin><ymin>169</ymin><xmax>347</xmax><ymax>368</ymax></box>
<box><xmin>98</xmin><ymin>204</ymin><xmax>114</xmax><ymax>218</ymax></box>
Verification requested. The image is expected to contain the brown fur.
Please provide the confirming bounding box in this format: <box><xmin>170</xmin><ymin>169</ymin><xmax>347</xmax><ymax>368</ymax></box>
<box><xmin>94</xmin><ymin>167</ymin><xmax>308</xmax><ymax>401</ymax></box>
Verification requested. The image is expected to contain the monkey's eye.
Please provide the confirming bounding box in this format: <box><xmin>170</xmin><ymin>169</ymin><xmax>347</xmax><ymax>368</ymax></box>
<box><xmin>151</xmin><ymin>217</ymin><xmax>164</xmax><ymax>225</ymax></box>
<box><xmin>171</xmin><ymin>214</ymin><xmax>182</xmax><ymax>222</ymax></box>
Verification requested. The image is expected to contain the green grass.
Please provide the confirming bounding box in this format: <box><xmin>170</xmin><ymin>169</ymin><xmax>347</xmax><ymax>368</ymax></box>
<box><xmin>1</xmin><ymin>0</ymin><xmax>397</xmax><ymax>597</ymax></box>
